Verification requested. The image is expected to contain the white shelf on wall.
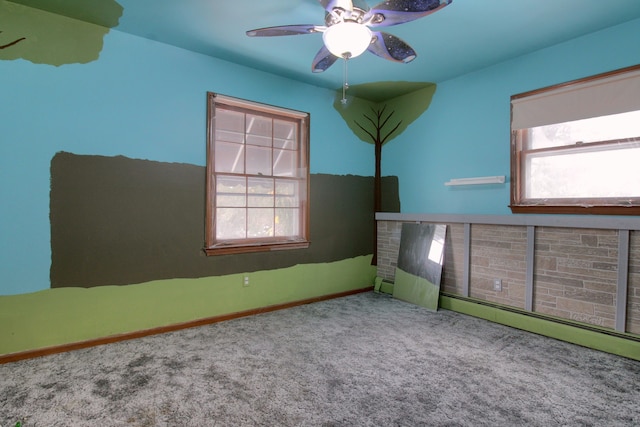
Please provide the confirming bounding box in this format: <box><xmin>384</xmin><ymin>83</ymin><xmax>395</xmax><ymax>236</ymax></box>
<box><xmin>444</xmin><ymin>175</ymin><xmax>505</xmax><ymax>186</ymax></box>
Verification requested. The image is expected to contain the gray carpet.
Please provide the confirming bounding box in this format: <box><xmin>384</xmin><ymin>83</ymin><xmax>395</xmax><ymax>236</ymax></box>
<box><xmin>1</xmin><ymin>292</ymin><xmax>639</xmax><ymax>426</ymax></box>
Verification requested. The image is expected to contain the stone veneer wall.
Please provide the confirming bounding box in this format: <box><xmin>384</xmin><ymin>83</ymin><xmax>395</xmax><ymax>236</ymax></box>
<box><xmin>629</xmin><ymin>232</ymin><xmax>640</xmax><ymax>334</ymax></box>
<box><xmin>377</xmin><ymin>220</ymin><xmax>640</xmax><ymax>336</ymax></box>
<box><xmin>470</xmin><ymin>224</ymin><xmax>527</xmax><ymax>309</ymax></box>
<box><xmin>533</xmin><ymin>227</ymin><xmax>618</xmax><ymax>329</ymax></box>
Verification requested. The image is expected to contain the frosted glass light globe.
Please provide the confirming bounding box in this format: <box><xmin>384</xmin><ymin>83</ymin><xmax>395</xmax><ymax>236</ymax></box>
<box><xmin>322</xmin><ymin>22</ymin><xmax>372</xmax><ymax>59</ymax></box>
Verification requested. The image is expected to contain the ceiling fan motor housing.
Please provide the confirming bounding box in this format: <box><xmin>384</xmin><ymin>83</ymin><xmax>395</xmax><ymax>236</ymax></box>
<box><xmin>246</xmin><ymin>0</ymin><xmax>453</xmax><ymax>72</ymax></box>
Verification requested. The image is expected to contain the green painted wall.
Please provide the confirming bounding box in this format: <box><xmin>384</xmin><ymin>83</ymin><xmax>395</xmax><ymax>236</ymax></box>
<box><xmin>0</xmin><ymin>256</ymin><xmax>376</xmax><ymax>356</ymax></box>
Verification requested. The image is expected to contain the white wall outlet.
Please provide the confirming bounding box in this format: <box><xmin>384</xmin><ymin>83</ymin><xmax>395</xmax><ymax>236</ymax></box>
<box><xmin>243</xmin><ymin>276</ymin><xmax>250</xmax><ymax>287</ymax></box>
<box><xmin>493</xmin><ymin>279</ymin><xmax>502</xmax><ymax>291</ymax></box>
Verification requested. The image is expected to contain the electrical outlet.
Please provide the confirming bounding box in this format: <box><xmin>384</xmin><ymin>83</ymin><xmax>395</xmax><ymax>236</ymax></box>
<box><xmin>243</xmin><ymin>276</ymin><xmax>250</xmax><ymax>287</ymax></box>
<box><xmin>493</xmin><ymin>279</ymin><xmax>502</xmax><ymax>291</ymax></box>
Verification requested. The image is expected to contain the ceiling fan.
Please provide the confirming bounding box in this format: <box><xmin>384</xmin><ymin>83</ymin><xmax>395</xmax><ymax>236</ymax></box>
<box><xmin>246</xmin><ymin>0</ymin><xmax>453</xmax><ymax>74</ymax></box>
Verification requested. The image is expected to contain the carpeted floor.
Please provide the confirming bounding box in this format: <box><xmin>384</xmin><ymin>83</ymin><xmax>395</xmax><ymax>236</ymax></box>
<box><xmin>1</xmin><ymin>292</ymin><xmax>639</xmax><ymax>426</ymax></box>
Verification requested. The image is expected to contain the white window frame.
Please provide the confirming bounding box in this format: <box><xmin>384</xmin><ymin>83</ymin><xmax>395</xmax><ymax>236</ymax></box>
<box><xmin>510</xmin><ymin>64</ymin><xmax>640</xmax><ymax>215</ymax></box>
<box><xmin>204</xmin><ymin>93</ymin><xmax>310</xmax><ymax>255</ymax></box>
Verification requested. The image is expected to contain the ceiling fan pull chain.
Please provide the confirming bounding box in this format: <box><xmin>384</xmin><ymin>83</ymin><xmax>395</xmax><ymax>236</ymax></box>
<box><xmin>341</xmin><ymin>54</ymin><xmax>351</xmax><ymax>104</ymax></box>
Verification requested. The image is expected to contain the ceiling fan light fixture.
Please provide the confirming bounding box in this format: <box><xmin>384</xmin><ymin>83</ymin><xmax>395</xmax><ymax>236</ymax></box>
<box><xmin>322</xmin><ymin>22</ymin><xmax>372</xmax><ymax>59</ymax></box>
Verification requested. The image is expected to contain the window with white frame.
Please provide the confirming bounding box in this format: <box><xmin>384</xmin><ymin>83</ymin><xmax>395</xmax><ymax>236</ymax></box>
<box><xmin>510</xmin><ymin>64</ymin><xmax>640</xmax><ymax>215</ymax></box>
<box><xmin>204</xmin><ymin>93</ymin><xmax>310</xmax><ymax>255</ymax></box>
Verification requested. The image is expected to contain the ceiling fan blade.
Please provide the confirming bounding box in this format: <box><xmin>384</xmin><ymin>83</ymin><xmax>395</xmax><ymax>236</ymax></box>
<box><xmin>368</xmin><ymin>31</ymin><xmax>417</xmax><ymax>63</ymax></box>
<box><xmin>364</xmin><ymin>0</ymin><xmax>452</xmax><ymax>28</ymax></box>
<box><xmin>351</xmin><ymin>0</ymin><xmax>371</xmax><ymax>12</ymax></box>
<box><xmin>246</xmin><ymin>25</ymin><xmax>325</xmax><ymax>37</ymax></box>
<box><xmin>319</xmin><ymin>0</ymin><xmax>354</xmax><ymax>13</ymax></box>
<box><xmin>312</xmin><ymin>45</ymin><xmax>339</xmax><ymax>73</ymax></box>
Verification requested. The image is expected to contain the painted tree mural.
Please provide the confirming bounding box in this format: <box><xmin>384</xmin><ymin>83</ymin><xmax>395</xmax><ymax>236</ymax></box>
<box><xmin>334</xmin><ymin>81</ymin><xmax>437</xmax><ymax>264</ymax></box>
<box><xmin>0</xmin><ymin>31</ymin><xmax>25</xmax><ymax>50</ymax></box>
<box><xmin>0</xmin><ymin>0</ymin><xmax>122</xmax><ymax>65</ymax></box>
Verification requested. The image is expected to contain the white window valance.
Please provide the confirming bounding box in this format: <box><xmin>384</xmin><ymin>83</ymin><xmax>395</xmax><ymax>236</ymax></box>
<box><xmin>511</xmin><ymin>65</ymin><xmax>640</xmax><ymax>130</ymax></box>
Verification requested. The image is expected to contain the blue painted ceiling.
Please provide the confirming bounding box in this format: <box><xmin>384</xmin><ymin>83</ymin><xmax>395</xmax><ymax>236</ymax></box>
<box><xmin>10</xmin><ymin>0</ymin><xmax>640</xmax><ymax>90</ymax></box>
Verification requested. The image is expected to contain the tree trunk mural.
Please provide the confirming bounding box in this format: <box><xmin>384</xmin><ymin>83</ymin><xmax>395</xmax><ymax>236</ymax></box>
<box><xmin>355</xmin><ymin>105</ymin><xmax>402</xmax><ymax>265</ymax></box>
<box><xmin>333</xmin><ymin>82</ymin><xmax>437</xmax><ymax>265</ymax></box>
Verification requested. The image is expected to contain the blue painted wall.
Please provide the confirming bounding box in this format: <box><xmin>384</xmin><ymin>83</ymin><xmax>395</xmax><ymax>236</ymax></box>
<box><xmin>0</xmin><ymin>29</ymin><xmax>373</xmax><ymax>296</ymax></box>
<box><xmin>3</xmin><ymin>17</ymin><xmax>640</xmax><ymax>296</ymax></box>
<box><xmin>384</xmin><ymin>18</ymin><xmax>640</xmax><ymax>214</ymax></box>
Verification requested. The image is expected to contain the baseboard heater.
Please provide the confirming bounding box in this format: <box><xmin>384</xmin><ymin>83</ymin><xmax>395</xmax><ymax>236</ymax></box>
<box><xmin>441</xmin><ymin>291</ymin><xmax>640</xmax><ymax>343</ymax></box>
<box><xmin>378</xmin><ymin>278</ymin><xmax>638</xmax><ymax>343</ymax></box>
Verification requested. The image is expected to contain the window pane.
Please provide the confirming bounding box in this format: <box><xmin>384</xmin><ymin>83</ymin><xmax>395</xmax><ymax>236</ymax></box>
<box><xmin>273</xmin><ymin>149</ymin><xmax>297</xmax><ymax>177</ymax></box>
<box><xmin>246</xmin><ymin>114</ymin><xmax>272</xmax><ymax>147</ymax></box>
<box><xmin>246</xmin><ymin>145</ymin><xmax>272</xmax><ymax>175</ymax></box>
<box><xmin>215</xmin><ymin>109</ymin><xmax>245</xmax><ymax>143</ymax></box>
<box><xmin>246</xmin><ymin>134</ymin><xmax>271</xmax><ymax>147</ymax></box>
<box><xmin>275</xmin><ymin>208</ymin><xmax>299</xmax><ymax>237</ymax></box>
<box><xmin>216</xmin><ymin>176</ymin><xmax>246</xmax><ymax>207</ymax></box>
<box><xmin>248</xmin><ymin>208</ymin><xmax>274</xmax><ymax>238</ymax></box>
<box><xmin>274</xmin><ymin>120</ymin><xmax>296</xmax><ymax>149</ymax></box>
<box><xmin>526</xmin><ymin>143</ymin><xmax>640</xmax><ymax>199</ymax></box>
<box><xmin>248</xmin><ymin>177</ymin><xmax>274</xmax><ymax>207</ymax></box>
<box><xmin>216</xmin><ymin>208</ymin><xmax>246</xmax><ymax>240</ymax></box>
<box><xmin>527</xmin><ymin>110</ymin><xmax>640</xmax><ymax>150</ymax></box>
<box><xmin>276</xmin><ymin>180</ymin><xmax>299</xmax><ymax>207</ymax></box>
<box><xmin>215</xmin><ymin>141</ymin><xmax>244</xmax><ymax>174</ymax></box>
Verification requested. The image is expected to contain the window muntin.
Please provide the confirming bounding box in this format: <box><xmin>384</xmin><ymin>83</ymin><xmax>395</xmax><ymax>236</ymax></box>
<box><xmin>205</xmin><ymin>93</ymin><xmax>309</xmax><ymax>255</ymax></box>
<box><xmin>510</xmin><ymin>65</ymin><xmax>640</xmax><ymax>215</ymax></box>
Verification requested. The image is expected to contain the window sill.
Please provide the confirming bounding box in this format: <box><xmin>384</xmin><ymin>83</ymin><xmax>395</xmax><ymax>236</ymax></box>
<box><xmin>509</xmin><ymin>204</ymin><xmax>640</xmax><ymax>216</ymax></box>
<box><xmin>204</xmin><ymin>241</ymin><xmax>310</xmax><ymax>256</ymax></box>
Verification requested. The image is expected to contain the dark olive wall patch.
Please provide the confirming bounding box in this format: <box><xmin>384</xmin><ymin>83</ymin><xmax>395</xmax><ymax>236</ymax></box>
<box><xmin>50</xmin><ymin>152</ymin><xmax>399</xmax><ymax>288</ymax></box>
